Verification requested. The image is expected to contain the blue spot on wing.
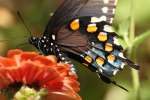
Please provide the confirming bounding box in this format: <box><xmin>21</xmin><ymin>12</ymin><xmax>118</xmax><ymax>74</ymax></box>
<box><xmin>83</xmin><ymin>47</ymin><xmax>123</xmax><ymax>77</ymax></box>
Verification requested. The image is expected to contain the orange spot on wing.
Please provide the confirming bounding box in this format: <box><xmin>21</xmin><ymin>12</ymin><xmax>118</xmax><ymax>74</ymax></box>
<box><xmin>97</xmin><ymin>32</ymin><xmax>108</xmax><ymax>42</ymax></box>
<box><xmin>70</xmin><ymin>19</ymin><xmax>80</xmax><ymax>31</ymax></box>
<box><xmin>87</xmin><ymin>24</ymin><xmax>98</xmax><ymax>33</ymax></box>
<box><xmin>105</xmin><ymin>43</ymin><xmax>113</xmax><ymax>52</ymax></box>
<box><xmin>84</xmin><ymin>55</ymin><xmax>92</xmax><ymax>63</ymax></box>
<box><xmin>107</xmin><ymin>54</ymin><xmax>115</xmax><ymax>62</ymax></box>
<box><xmin>96</xmin><ymin>57</ymin><xmax>104</xmax><ymax>65</ymax></box>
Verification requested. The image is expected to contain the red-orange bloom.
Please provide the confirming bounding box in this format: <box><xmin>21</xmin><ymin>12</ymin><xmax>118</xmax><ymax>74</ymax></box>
<box><xmin>0</xmin><ymin>49</ymin><xmax>81</xmax><ymax>100</ymax></box>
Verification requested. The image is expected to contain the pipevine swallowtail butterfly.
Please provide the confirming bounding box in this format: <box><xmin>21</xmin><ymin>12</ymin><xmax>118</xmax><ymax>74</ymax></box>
<box><xmin>28</xmin><ymin>0</ymin><xmax>139</xmax><ymax>91</ymax></box>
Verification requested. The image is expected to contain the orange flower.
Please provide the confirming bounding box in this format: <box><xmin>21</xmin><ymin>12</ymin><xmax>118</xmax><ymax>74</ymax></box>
<box><xmin>0</xmin><ymin>49</ymin><xmax>81</xmax><ymax>100</ymax></box>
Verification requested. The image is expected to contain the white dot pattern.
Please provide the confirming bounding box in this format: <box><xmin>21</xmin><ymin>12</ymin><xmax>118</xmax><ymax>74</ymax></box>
<box><xmin>52</xmin><ymin>34</ymin><xmax>55</xmax><ymax>40</ymax></box>
<box><xmin>102</xmin><ymin>7</ymin><xmax>108</xmax><ymax>13</ymax></box>
<box><xmin>103</xmin><ymin>0</ymin><xmax>109</xmax><ymax>4</ymax></box>
<box><xmin>103</xmin><ymin>25</ymin><xmax>114</xmax><ymax>32</ymax></box>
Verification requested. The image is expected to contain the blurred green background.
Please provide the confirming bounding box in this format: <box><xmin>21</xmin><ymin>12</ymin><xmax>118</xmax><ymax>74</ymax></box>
<box><xmin>0</xmin><ymin>0</ymin><xmax>150</xmax><ymax>100</ymax></box>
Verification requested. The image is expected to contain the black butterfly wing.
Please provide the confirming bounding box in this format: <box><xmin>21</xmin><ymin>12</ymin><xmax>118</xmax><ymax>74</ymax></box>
<box><xmin>77</xmin><ymin>0</ymin><xmax>117</xmax><ymax>23</ymax></box>
<box><xmin>44</xmin><ymin>0</ymin><xmax>89</xmax><ymax>33</ymax></box>
<box><xmin>57</xmin><ymin>0</ymin><xmax>139</xmax><ymax>73</ymax></box>
<box><xmin>44</xmin><ymin>0</ymin><xmax>117</xmax><ymax>33</ymax></box>
<box><xmin>42</xmin><ymin>0</ymin><xmax>139</xmax><ymax>76</ymax></box>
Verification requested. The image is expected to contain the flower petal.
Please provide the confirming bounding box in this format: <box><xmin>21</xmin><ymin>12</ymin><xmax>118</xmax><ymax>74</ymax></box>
<box><xmin>0</xmin><ymin>49</ymin><xmax>81</xmax><ymax>99</ymax></box>
<box><xmin>45</xmin><ymin>91</ymin><xmax>82</xmax><ymax>100</ymax></box>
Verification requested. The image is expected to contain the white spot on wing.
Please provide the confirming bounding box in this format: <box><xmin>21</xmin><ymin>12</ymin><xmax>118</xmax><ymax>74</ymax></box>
<box><xmin>119</xmin><ymin>52</ymin><xmax>125</xmax><ymax>58</ymax></box>
<box><xmin>103</xmin><ymin>0</ymin><xmax>109</xmax><ymax>4</ymax></box>
<box><xmin>61</xmin><ymin>57</ymin><xmax>65</xmax><ymax>60</ymax></box>
<box><xmin>44</xmin><ymin>44</ymin><xmax>47</xmax><ymax>48</ymax></box>
<box><xmin>91</xmin><ymin>42</ymin><xmax>95</xmax><ymax>45</ymax></box>
<box><xmin>112</xmin><ymin>8</ymin><xmax>115</xmax><ymax>14</ymax></box>
<box><xmin>52</xmin><ymin>34</ymin><xmax>55</xmax><ymax>40</ymax></box>
<box><xmin>120</xmin><ymin>63</ymin><xmax>125</xmax><ymax>69</ymax></box>
<box><xmin>102</xmin><ymin>7</ymin><xmax>108</xmax><ymax>13</ymax></box>
<box><xmin>114</xmin><ymin>0</ymin><xmax>118</xmax><ymax>5</ymax></box>
<box><xmin>65</xmin><ymin>61</ymin><xmax>69</xmax><ymax>64</ymax></box>
<box><xmin>80</xmin><ymin>54</ymin><xmax>84</xmax><ymax>58</ymax></box>
<box><xmin>41</xmin><ymin>40</ymin><xmax>45</xmax><ymax>43</ymax></box>
<box><xmin>108</xmin><ymin>60</ymin><xmax>113</xmax><ymax>63</ymax></box>
<box><xmin>99</xmin><ymin>69</ymin><xmax>103</xmax><ymax>73</ymax></box>
<box><xmin>43</xmin><ymin>36</ymin><xmax>46</xmax><ymax>39</ymax></box>
<box><xmin>88</xmin><ymin>23</ymin><xmax>97</xmax><ymax>27</ymax></box>
<box><xmin>103</xmin><ymin>25</ymin><xmax>114</xmax><ymax>32</ymax></box>
<box><xmin>99</xmin><ymin>16</ymin><xmax>107</xmax><ymax>21</ymax></box>
<box><xmin>51</xmin><ymin>42</ymin><xmax>53</xmax><ymax>46</ymax></box>
<box><xmin>74</xmin><ymin>19</ymin><xmax>79</xmax><ymax>22</ymax></box>
<box><xmin>113</xmin><ymin>69</ymin><xmax>119</xmax><ymax>75</ymax></box>
<box><xmin>101</xmin><ymin>32</ymin><xmax>107</xmax><ymax>35</ymax></box>
<box><xmin>91</xmin><ymin>16</ymin><xmax>107</xmax><ymax>23</ymax></box>
<box><xmin>113</xmin><ymin>37</ymin><xmax>120</xmax><ymax>45</ymax></box>
<box><xmin>97</xmin><ymin>68</ymin><xmax>103</xmax><ymax>73</ymax></box>
<box><xmin>91</xmin><ymin>17</ymin><xmax>99</xmax><ymax>23</ymax></box>
<box><xmin>109</xmin><ymin>18</ymin><xmax>113</xmax><ymax>23</ymax></box>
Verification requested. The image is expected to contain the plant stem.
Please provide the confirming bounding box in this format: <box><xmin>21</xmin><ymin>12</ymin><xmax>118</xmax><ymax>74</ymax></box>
<box><xmin>128</xmin><ymin>47</ymin><xmax>140</xmax><ymax>100</ymax></box>
<box><xmin>128</xmin><ymin>0</ymin><xmax>140</xmax><ymax>99</ymax></box>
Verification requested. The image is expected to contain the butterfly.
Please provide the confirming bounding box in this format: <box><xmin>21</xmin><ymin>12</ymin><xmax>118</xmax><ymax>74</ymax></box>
<box><xmin>28</xmin><ymin>0</ymin><xmax>139</xmax><ymax>91</ymax></box>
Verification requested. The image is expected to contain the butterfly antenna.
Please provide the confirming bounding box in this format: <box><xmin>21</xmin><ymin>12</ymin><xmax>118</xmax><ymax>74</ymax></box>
<box><xmin>15</xmin><ymin>42</ymin><xmax>29</xmax><ymax>48</ymax></box>
<box><xmin>0</xmin><ymin>40</ymin><xmax>9</xmax><ymax>42</ymax></box>
<box><xmin>16</xmin><ymin>11</ymin><xmax>32</xmax><ymax>36</ymax></box>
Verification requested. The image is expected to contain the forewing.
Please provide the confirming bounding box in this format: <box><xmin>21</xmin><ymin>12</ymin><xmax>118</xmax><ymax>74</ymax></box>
<box><xmin>77</xmin><ymin>0</ymin><xmax>118</xmax><ymax>23</ymax></box>
<box><xmin>44</xmin><ymin>0</ymin><xmax>118</xmax><ymax>33</ymax></box>
<box><xmin>44</xmin><ymin>0</ymin><xmax>89</xmax><ymax>33</ymax></box>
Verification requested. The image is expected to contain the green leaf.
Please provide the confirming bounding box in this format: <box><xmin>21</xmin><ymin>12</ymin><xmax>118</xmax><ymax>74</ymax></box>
<box><xmin>117</xmin><ymin>18</ymin><xmax>130</xmax><ymax>37</ymax></box>
<box><xmin>116</xmin><ymin>18</ymin><xmax>131</xmax><ymax>48</ymax></box>
<box><xmin>132</xmin><ymin>30</ymin><xmax>150</xmax><ymax>48</ymax></box>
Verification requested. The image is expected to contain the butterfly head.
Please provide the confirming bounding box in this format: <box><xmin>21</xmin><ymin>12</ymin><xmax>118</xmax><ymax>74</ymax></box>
<box><xmin>29</xmin><ymin>35</ymin><xmax>55</xmax><ymax>55</ymax></box>
<box><xmin>28</xmin><ymin>36</ymin><xmax>39</xmax><ymax>49</ymax></box>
